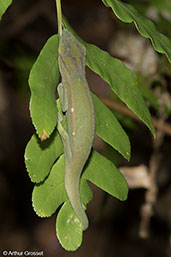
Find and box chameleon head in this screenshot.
[58,29,86,74]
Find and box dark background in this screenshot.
[0,0,171,256]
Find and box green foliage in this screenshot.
[32,149,127,250]
[29,35,60,139]
[105,0,171,39]
[2,0,171,252]
[83,150,128,201]
[26,1,171,251]
[85,43,155,135]
[32,154,67,217]
[101,0,171,63]
[0,0,12,20]
[56,201,83,251]
[56,179,92,251]
[126,0,171,14]
[24,130,63,183]
[63,17,155,136]
[92,93,130,160]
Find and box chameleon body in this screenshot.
[57,29,95,230]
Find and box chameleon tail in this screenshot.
[65,164,88,230]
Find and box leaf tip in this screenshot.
[125,151,131,161]
[40,129,48,141]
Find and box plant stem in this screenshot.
[56,0,62,36]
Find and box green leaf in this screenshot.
[32,153,92,218]
[92,93,130,160]
[32,155,67,217]
[62,17,155,136]
[80,178,93,206]
[56,177,92,251]
[56,201,83,251]
[84,150,128,201]
[0,0,12,20]
[103,142,121,166]
[29,35,60,139]
[32,149,126,250]
[101,0,171,63]
[85,43,155,136]
[24,130,63,183]
[56,176,92,251]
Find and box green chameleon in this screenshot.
[57,29,95,230]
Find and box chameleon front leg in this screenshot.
[57,112,72,162]
[57,82,68,113]
[57,83,72,161]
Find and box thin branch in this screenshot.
[99,97,171,136]
[56,0,62,36]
